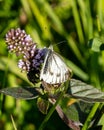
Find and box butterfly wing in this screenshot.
[40,48,71,84]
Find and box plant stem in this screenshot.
[82,103,100,130]
[38,81,69,130]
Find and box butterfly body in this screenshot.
[40,45,72,85]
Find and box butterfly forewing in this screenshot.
[40,46,72,84]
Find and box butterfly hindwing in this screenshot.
[40,46,71,84]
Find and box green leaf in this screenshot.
[68,79,104,102]
[55,104,81,130]
[58,97,93,125]
[88,37,104,52]
[0,87,40,99]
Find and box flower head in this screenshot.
[5,28,36,59]
[5,28,47,84]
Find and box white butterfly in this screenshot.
[40,45,72,84]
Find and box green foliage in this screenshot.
[1,0,104,130]
[88,37,104,52]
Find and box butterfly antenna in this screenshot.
[53,40,67,47]
[49,40,66,49]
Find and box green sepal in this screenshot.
[37,97,49,114]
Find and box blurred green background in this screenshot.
[0,0,104,130]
